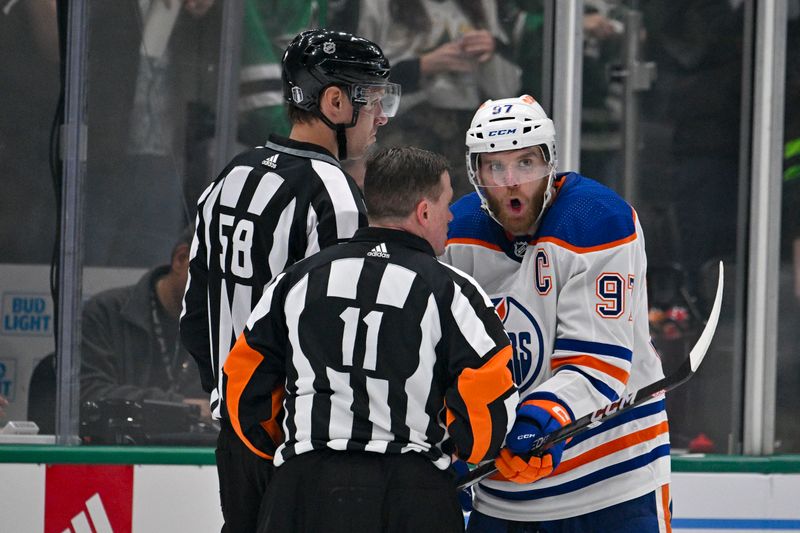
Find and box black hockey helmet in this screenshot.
[282,29,396,114]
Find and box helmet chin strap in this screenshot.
[531,169,557,231]
[316,106,361,161]
[335,125,348,160]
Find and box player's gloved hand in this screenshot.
[449,459,474,512]
[505,399,571,454]
[497,399,572,484]
[494,447,555,484]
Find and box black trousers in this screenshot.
[216,420,275,533]
[258,450,465,533]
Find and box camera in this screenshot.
[80,398,218,446]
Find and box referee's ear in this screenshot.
[319,85,349,124]
[412,197,437,250]
[415,197,431,226]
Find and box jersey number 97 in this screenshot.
[595,273,627,318]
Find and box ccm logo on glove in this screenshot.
[494,399,573,484]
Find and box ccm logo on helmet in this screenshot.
[488,129,517,136]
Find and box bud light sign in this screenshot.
[2,293,53,336]
[0,359,16,400]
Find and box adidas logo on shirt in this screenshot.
[262,154,279,168]
[367,242,390,258]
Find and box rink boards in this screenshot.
[0,448,798,532]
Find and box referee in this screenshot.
[180,30,400,532]
[224,146,519,533]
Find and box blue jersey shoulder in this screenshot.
[539,173,635,248]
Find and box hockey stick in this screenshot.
[457,261,724,490]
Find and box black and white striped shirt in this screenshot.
[223,227,518,467]
[180,135,368,418]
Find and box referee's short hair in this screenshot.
[364,146,450,220]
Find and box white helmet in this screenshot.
[465,95,558,228]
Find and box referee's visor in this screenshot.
[352,82,401,118]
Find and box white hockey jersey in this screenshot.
[442,173,670,521]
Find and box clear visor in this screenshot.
[475,147,553,187]
[352,82,401,118]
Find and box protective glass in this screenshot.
[352,82,401,117]
[476,147,554,187]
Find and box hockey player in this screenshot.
[180,29,400,532]
[443,95,672,531]
[224,146,518,533]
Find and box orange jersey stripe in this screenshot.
[453,345,515,463]
[224,335,273,460]
[552,354,630,385]
[446,237,503,252]
[536,206,637,253]
[554,420,669,476]
[661,483,672,533]
[536,231,637,254]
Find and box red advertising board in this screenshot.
[45,464,133,533]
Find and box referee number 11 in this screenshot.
[340,307,384,371]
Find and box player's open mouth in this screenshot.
[509,198,523,212]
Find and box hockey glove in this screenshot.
[449,459,474,511]
[494,447,556,484]
[505,399,572,455]
[497,399,572,484]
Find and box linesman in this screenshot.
[180,29,400,532]
[223,146,519,533]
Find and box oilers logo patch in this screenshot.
[493,296,544,393]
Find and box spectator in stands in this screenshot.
[79,227,207,418]
[237,0,327,145]
[0,0,59,264]
[84,0,219,267]
[356,0,521,197]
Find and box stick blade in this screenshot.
[689,261,724,372]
